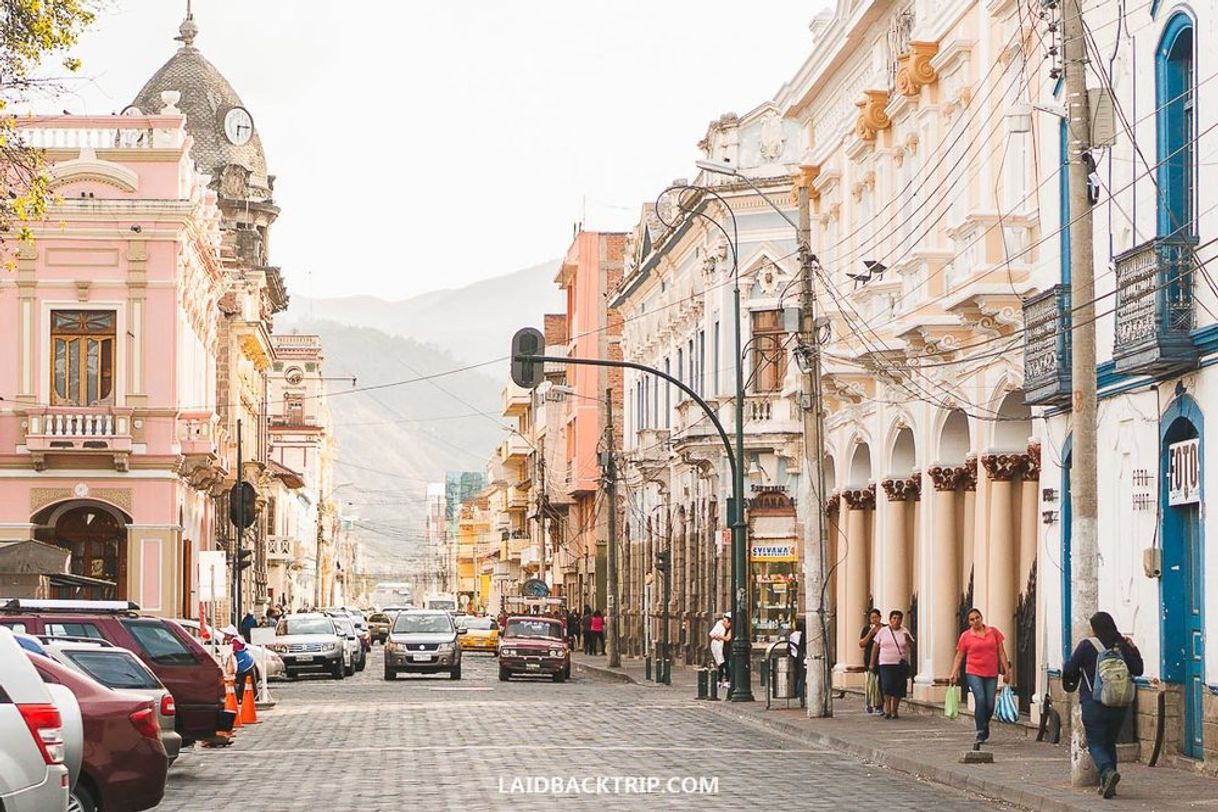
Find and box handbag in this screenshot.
[995,684,1019,723]
[943,685,961,720]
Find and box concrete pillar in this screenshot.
[825,494,840,670]
[1018,444,1041,598]
[837,484,875,685]
[927,465,965,682]
[879,476,917,614]
[961,456,978,602]
[982,453,1021,641]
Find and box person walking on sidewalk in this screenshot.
[1063,611,1143,799]
[566,609,581,650]
[709,612,732,688]
[859,608,883,714]
[789,618,807,699]
[581,606,594,655]
[590,609,605,655]
[870,610,914,719]
[949,608,1012,743]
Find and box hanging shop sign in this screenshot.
[1168,438,1201,506]
[749,542,798,562]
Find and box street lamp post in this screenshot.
[656,182,753,701]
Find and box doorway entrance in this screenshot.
[33,501,129,599]
[1160,398,1205,760]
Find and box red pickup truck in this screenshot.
[1,599,231,746]
[497,616,571,682]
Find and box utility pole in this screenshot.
[796,171,832,718]
[537,436,547,587]
[605,387,621,668]
[1064,0,1098,787]
[234,419,244,626]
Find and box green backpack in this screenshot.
[1085,638,1135,707]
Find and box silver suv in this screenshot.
[0,626,71,811]
[383,610,464,680]
[266,614,345,680]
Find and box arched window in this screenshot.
[1157,12,1196,238]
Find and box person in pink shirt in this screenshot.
[869,609,914,719]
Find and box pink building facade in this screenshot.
[0,114,228,616]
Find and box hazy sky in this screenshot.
[46,1,827,300]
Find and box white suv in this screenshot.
[0,626,70,811]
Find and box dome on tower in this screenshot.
[129,13,272,204]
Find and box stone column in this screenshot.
[880,476,918,615]
[928,465,964,682]
[837,484,875,684]
[1018,443,1040,599]
[825,494,840,671]
[961,456,978,608]
[982,453,1022,641]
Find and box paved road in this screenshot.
[155,647,1011,811]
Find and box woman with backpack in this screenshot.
[1062,611,1144,799]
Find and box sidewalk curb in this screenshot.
[574,660,637,684]
[702,702,1087,812]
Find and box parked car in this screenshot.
[0,599,230,746]
[0,627,71,812]
[329,615,364,674]
[29,653,168,812]
[366,613,391,644]
[497,616,571,682]
[455,615,500,654]
[264,613,345,680]
[172,619,286,680]
[383,610,464,680]
[40,639,182,765]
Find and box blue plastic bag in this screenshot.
[995,684,1019,723]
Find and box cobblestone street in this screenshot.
[155,648,1010,811]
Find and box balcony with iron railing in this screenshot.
[266,536,297,562]
[1113,236,1199,376]
[1021,284,1072,406]
[23,407,134,471]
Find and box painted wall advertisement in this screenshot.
[1167,438,1201,506]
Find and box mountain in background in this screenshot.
[277,260,563,573]
[279,319,506,571]
[286,259,563,365]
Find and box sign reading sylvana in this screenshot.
[1168,438,1201,506]
[749,543,797,561]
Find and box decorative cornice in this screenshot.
[981,452,1023,482]
[927,464,965,492]
[1022,442,1041,481]
[842,483,876,511]
[895,41,939,97]
[854,90,892,142]
[824,493,840,517]
[961,455,978,492]
[881,476,920,502]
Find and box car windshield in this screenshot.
[392,614,451,634]
[121,620,196,666]
[278,617,334,636]
[333,618,354,635]
[457,617,495,631]
[63,649,160,689]
[504,619,563,640]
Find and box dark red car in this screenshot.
[1,600,230,745]
[29,654,168,812]
[497,616,571,682]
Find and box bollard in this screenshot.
[696,668,709,699]
[709,673,719,700]
[644,655,652,682]
[759,658,769,691]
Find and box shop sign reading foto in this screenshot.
[1168,438,1201,506]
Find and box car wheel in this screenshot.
[332,661,345,680]
[344,661,355,676]
[285,670,297,681]
[552,671,566,683]
[69,781,98,812]
[450,666,461,680]
[383,668,395,681]
[498,667,509,682]
[562,665,571,680]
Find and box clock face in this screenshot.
[223,107,254,145]
[285,367,304,385]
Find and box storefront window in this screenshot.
[747,490,800,643]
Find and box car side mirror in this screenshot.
[457,628,468,635]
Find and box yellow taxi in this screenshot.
[455,615,500,653]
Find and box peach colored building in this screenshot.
[0,113,228,616]
[551,230,625,609]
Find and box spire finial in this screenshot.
[175,1,198,47]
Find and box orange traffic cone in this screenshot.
[239,674,259,725]
[225,675,242,729]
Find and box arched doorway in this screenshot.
[32,501,130,599]
[1159,394,1204,759]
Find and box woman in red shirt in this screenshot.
[949,608,1012,743]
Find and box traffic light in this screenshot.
[235,547,254,573]
[655,550,670,573]
[510,327,544,389]
[228,482,257,529]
